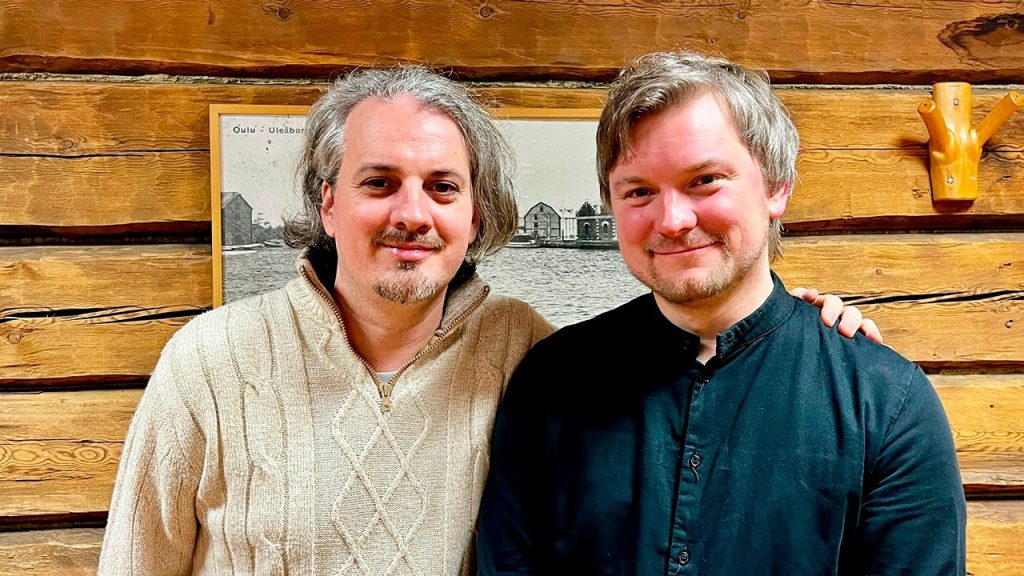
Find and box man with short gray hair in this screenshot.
[477,51,966,575]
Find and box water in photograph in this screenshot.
[478,248,647,327]
[223,246,647,327]
[223,247,302,303]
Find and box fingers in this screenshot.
[818,294,843,328]
[789,287,819,303]
[859,318,884,344]
[835,304,863,337]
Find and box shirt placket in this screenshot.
[668,364,711,575]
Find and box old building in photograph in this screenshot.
[576,214,616,241]
[522,201,561,239]
[221,192,254,246]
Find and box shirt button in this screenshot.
[678,548,690,566]
[697,375,710,385]
[689,453,702,468]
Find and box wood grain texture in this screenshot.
[933,375,1024,496]
[0,153,209,228]
[1,504,1022,575]
[1,245,211,308]
[0,528,104,576]
[776,234,1023,368]
[0,235,1020,384]
[968,500,1024,576]
[0,245,209,385]
[3,83,1022,230]
[0,376,1020,523]
[3,1,1024,82]
[0,82,324,156]
[0,390,140,522]
[776,234,1022,297]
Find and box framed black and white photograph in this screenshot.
[479,108,646,326]
[210,104,309,306]
[210,105,645,322]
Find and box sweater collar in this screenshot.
[295,248,490,335]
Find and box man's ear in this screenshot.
[320,182,336,238]
[767,181,792,219]
[470,208,481,243]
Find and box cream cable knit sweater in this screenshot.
[99,260,553,575]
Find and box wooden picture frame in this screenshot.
[209,104,640,324]
[210,104,310,307]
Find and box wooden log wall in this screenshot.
[1,2,1022,574]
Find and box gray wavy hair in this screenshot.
[596,51,799,260]
[285,66,518,264]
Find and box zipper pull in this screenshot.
[380,382,393,413]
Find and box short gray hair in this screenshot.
[285,66,518,264]
[596,51,798,260]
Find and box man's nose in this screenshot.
[390,182,432,233]
[656,190,697,236]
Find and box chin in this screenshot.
[372,270,444,304]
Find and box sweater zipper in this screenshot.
[300,266,489,413]
[383,284,490,411]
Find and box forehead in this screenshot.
[634,92,741,147]
[341,95,471,163]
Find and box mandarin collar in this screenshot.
[714,272,794,361]
[642,272,795,363]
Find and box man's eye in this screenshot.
[694,174,721,187]
[431,182,459,194]
[363,178,391,189]
[625,187,653,199]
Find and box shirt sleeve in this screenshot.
[98,343,203,576]
[476,347,549,575]
[856,367,967,575]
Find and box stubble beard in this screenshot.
[372,261,444,304]
[370,230,447,304]
[635,231,768,306]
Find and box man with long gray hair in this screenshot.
[100,66,552,575]
[477,51,966,575]
[100,63,875,575]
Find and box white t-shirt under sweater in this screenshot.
[98,258,553,575]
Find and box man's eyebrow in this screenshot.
[428,169,468,183]
[352,165,467,183]
[353,163,399,176]
[611,175,647,188]
[611,158,733,188]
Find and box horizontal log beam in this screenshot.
[3,503,1023,576]
[3,83,1023,232]
[2,375,1022,521]
[932,375,1024,497]
[0,528,105,576]
[6,84,1023,155]
[967,500,1024,576]
[1,235,1021,383]
[3,2,1024,83]
[0,153,209,229]
[0,245,209,386]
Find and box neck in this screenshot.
[653,262,775,364]
[334,287,448,373]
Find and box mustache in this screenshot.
[372,230,446,249]
[644,234,724,253]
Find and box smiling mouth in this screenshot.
[650,243,715,256]
[382,243,437,261]
[374,231,445,261]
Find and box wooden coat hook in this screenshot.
[918,83,1022,202]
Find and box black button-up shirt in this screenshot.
[477,276,966,575]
